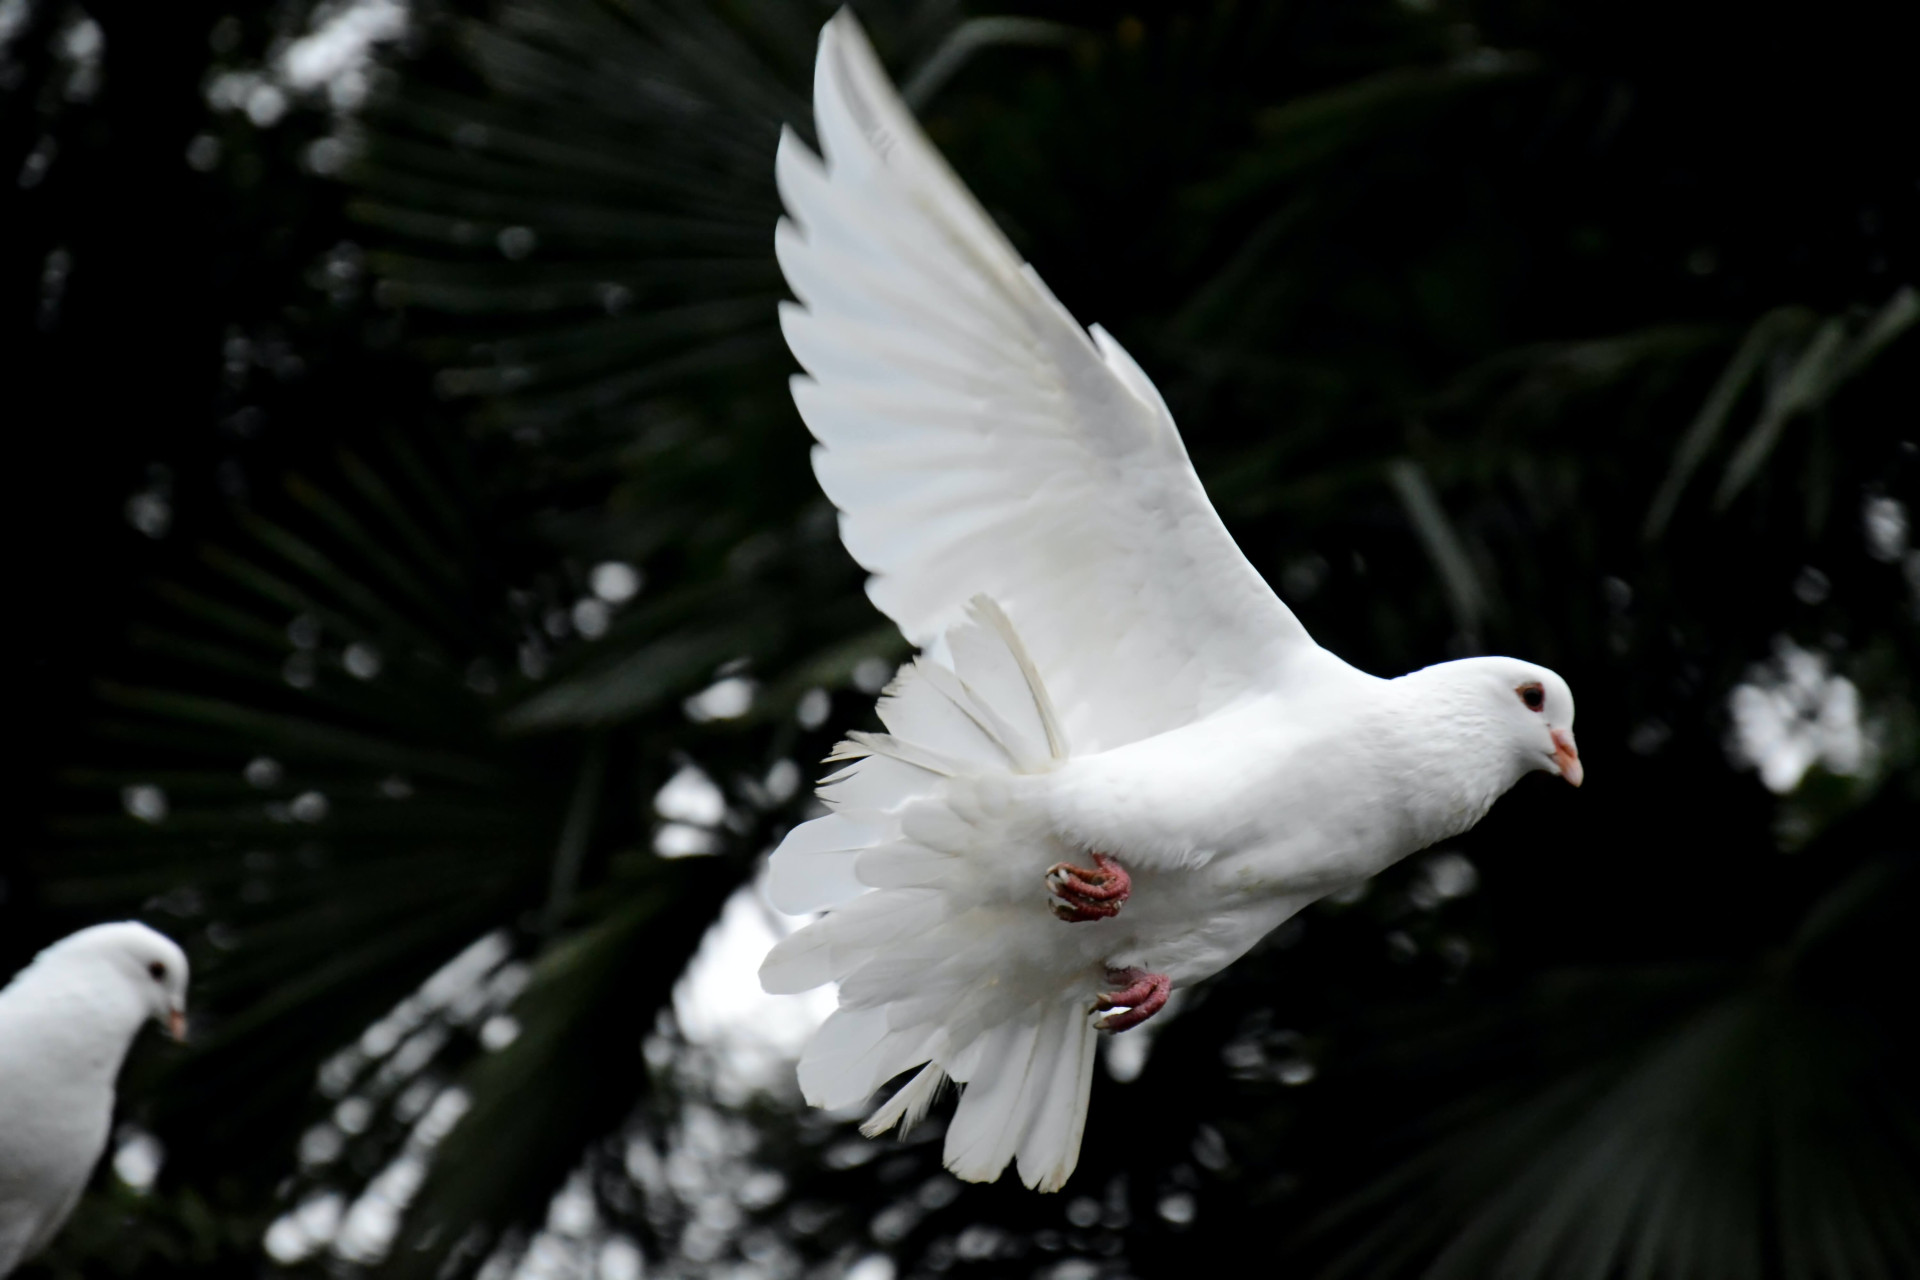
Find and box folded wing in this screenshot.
[778,13,1322,753]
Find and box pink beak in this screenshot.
[1551,727,1583,787]
[167,1008,189,1043]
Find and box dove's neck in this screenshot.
[0,954,151,1094]
[1385,663,1534,848]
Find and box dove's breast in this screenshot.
[1046,689,1417,882]
[0,1014,120,1273]
[1035,689,1434,983]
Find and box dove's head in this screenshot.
[48,922,191,1042]
[1465,657,1581,787]
[1406,656,1582,789]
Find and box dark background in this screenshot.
[6,1,1916,1277]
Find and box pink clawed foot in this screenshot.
[1045,851,1132,922]
[1096,967,1171,1032]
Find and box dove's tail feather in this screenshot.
[760,595,1102,1191]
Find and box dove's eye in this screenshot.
[1517,683,1545,712]
[148,961,167,981]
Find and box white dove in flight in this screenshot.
[0,922,190,1276]
[758,11,1582,1192]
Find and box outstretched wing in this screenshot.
[778,12,1325,753]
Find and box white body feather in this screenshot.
[0,924,189,1276]
[762,12,1577,1192]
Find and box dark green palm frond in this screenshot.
[376,852,740,1278]
[1280,856,1920,1280]
[1645,287,1920,538]
[338,0,935,732]
[349,0,878,434]
[43,435,570,1178]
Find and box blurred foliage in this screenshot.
[7,0,1917,1277]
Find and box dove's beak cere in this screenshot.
[1551,727,1583,787]
[167,1007,189,1043]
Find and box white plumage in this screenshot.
[761,11,1583,1192]
[0,922,189,1276]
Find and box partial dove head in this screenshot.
[49,922,191,1042]
[1439,656,1582,788]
